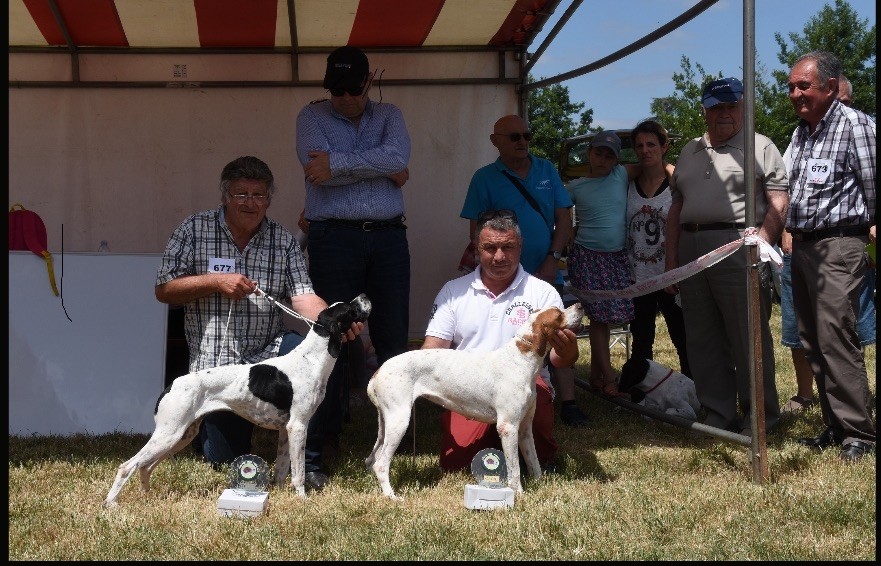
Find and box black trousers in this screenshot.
[629,289,691,377]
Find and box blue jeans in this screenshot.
[199,331,305,466]
[304,221,411,472]
[781,253,875,348]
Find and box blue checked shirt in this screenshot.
[786,99,876,231]
[296,99,411,221]
[156,206,313,372]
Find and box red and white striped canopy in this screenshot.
[9,0,555,50]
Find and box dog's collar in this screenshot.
[516,335,534,348]
[641,368,674,395]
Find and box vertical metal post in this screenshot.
[743,0,767,484]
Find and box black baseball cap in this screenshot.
[323,46,370,91]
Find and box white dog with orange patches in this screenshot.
[365,303,584,499]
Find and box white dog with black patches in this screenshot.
[103,295,371,507]
[365,303,584,500]
[618,357,700,420]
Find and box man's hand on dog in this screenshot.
[548,328,579,367]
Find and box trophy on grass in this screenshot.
[217,454,270,518]
[463,448,515,510]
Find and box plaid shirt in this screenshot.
[296,98,411,221]
[157,206,313,372]
[786,99,876,231]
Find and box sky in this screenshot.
[527,0,876,130]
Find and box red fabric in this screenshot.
[24,0,128,47]
[349,0,445,47]
[439,375,557,471]
[194,0,278,47]
[8,205,49,254]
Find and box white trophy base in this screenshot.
[217,489,269,518]
[463,484,515,510]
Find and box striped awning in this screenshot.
[9,0,557,50]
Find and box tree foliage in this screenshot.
[523,1,873,167]
[650,0,875,154]
[770,0,876,117]
[525,73,595,161]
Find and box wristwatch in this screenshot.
[548,250,562,261]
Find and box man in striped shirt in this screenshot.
[156,156,363,476]
[296,46,412,490]
[785,51,876,462]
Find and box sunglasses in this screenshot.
[495,131,533,142]
[329,85,365,97]
[477,209,518,223]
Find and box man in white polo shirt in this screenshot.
[422,209,580,471]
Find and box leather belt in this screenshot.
[788,225,868,242]
[681,222,746,232]
[315,216,406,232]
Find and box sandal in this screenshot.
[589,375,622,397]
[781,395,816,414]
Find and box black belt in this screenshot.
[788,225,868,242]
[681,222,746,232]
[316,216,406,231]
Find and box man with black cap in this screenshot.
[664,77,788,437]
[295,45,411,491]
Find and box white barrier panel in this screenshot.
[9,251,167,436]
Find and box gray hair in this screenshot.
[794,51,842,85]
[838,74,853,98]
[477,212,522,241]
[219,156,276,198]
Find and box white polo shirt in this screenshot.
[425,264,564,388]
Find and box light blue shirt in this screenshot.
[460,156,572,279]
[567,164,629,252]
[296,99,411,221]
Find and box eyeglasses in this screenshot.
[329,85,365,97]
[478,209,517,223]
[495,131,533,142]
[228,192,269,204]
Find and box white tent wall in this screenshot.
[8,50,519,340]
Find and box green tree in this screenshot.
[770,0,876,126]
[649,56,719,162]
[525,73,595,161]
[651,0,875,154]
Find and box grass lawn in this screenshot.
[8,303,876,560]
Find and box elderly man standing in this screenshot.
[665,77,788,436]
[785,51,876,462]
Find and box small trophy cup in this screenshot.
[217,454,270,518]
[463,448,515,510]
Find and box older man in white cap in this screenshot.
[664,77,789,436]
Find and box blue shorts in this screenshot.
[780,253,876,348]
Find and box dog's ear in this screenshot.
[619,357,649,391]
[628,388,646,404]
[534,308,564,356]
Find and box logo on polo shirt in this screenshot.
[505,301,534,326]
[428,303,438,320]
